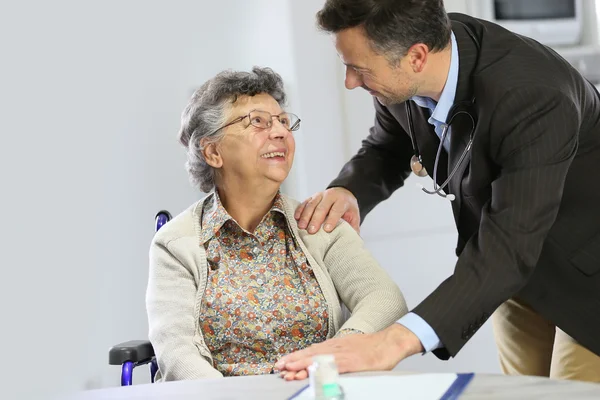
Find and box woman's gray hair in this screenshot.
[178,66,287,192]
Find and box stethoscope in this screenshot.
[406,21,481,202]
[406,100,476,201]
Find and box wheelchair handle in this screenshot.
[155,210,172,232]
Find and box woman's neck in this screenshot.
[217,182,280,233]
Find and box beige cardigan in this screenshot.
[146,194,408,381]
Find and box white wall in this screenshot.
[444,0,469,14]
[283,1,351,200]
[0,1,500,399]
[0,1,311,399]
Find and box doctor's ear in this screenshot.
[200,138,223,169]
[407,43,429,73]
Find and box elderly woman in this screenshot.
[146,66,407,382]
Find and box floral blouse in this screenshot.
[199,192,353,376]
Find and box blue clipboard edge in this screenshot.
[439,373,475,400]
[287,373,475,400]
[287,384,309,400]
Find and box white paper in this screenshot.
[290,373,459,399]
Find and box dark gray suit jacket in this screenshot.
[329,13,600,359]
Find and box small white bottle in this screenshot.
[308,355,345,400]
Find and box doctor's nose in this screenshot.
[345,68,362,90]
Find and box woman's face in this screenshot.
[206,93,297,188]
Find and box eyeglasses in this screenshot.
[211,109,301,135]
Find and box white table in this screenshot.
[66,371,600,399]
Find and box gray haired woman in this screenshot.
[145,66,408,381]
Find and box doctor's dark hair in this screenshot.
[317,0,451,63]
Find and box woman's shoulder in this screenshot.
[279,193,313,233]
[151,196,208,247]
[279,193,300,211]
[280,193,360,246]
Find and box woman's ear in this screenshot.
[201,138,223,168]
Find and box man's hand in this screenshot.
[295,187,360,234]
[274,324,424,380]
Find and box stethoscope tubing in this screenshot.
[406,103,476,200]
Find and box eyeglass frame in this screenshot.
[209,109,301,136]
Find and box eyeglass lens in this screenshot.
[248,110,300,131]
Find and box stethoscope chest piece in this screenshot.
[410,155,428,177]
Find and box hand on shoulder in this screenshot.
[294,187,360,234]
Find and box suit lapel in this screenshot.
[447,112,474,215]
[446,20,480,217]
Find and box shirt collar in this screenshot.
[199,190,286,244]
[410,31,459,125]
[199,191,231,244]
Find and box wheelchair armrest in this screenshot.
[109,340,155,365]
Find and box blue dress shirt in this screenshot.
[396,31,459,353]
[410,31,459,151]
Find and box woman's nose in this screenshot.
[269,119,290,139]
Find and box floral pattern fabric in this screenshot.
[199,192,330,376]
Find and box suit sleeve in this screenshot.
[328,98,414,222]
[412,87,579,359]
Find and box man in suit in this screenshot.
[275,0,600,382]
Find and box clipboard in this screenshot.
[287,372,474,400]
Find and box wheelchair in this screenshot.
[108,210,172,386]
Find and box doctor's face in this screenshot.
[335,26,418,106]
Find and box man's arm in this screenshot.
[328,98,414,221]
[397,313,442,352]
[413,87,579,359]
